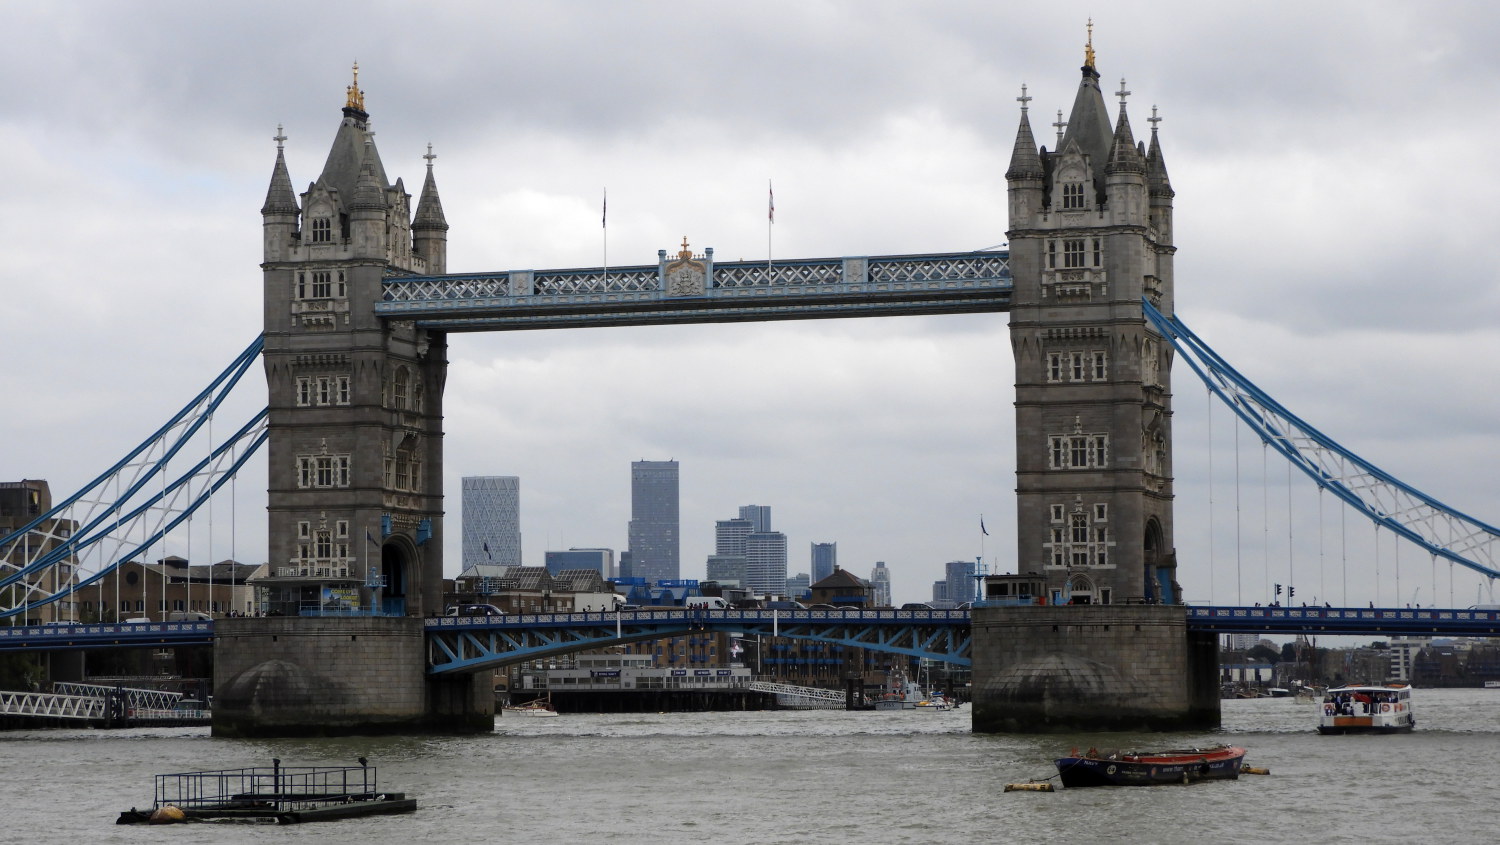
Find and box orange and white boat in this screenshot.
[1318,683,1414,734]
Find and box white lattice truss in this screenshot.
[53,682,183,711]
[0,338,269,618]
[0,690,106,721]
[746,680,844,702]
[1144,300,1500,581]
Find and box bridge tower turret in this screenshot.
[257,66,449,620]
[1006,34,1179,607]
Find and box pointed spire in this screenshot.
[262,124,299,215]
[350,137,388,210]
[1082,18,1099,79]
[1006,85,1044,180]
[413,143,449,230]
[1106,79,1145,174]
[344,61,367,119]
[1146,105,1174,197]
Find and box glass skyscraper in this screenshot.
[627,460,679,585]
[810,541,837,584]
[461,476,521,568]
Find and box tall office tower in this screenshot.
[810,542,837,584]
[944,559,977,604]
[461,476,521,568]
[745,530,788,596]
[738,504,771,533]
[627,460,679,585]
[869,561,892,608]
[715,518,753,556]
[543,548,614,578]
[786,572,810,599]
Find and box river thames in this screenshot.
[3,689,1496,844]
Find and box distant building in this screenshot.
[544,548,614,578]
[628,461,679,585]
[104,556,265,620]
[1226,632,1259,651]
[810,542,837,584]
[1389,637,1430,681]
[868,561,892,607]
[809,567,870,608]
[450,564,616,613]
[462,476,521,568]
[944,560,977,604]
[745,530,788,596]
[739,505,771,533]
[706,554,746,586]
[931,580,948,605]
[786,572,810,599]
[0,480,80,623]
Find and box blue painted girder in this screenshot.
[423,608,973,674]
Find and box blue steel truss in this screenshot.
[1144,301,1500,581]
[424,608,972,674]
[0,337,270,618]
[376,250,1011,330]
[9,606,1500,657]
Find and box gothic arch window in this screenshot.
[311,217,332,243]
[393,367,410,411]
[1062,182,1085,209]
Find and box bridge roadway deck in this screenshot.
[5,607,1498,665]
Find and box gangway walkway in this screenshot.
[53,682,185,711]
[747,679,846,709]
[0,689,107,722]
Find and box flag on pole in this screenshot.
[602,188,607,228]
[980,517,989,536]
[483,541,492,561]
[768,180,774,223]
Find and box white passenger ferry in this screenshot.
[1318,683,1415,734]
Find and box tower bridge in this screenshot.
[6,35,1499,736]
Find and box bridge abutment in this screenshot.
[970,605,1219,732]
[212,617,492,737]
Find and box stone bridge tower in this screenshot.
[258,67,450,619]
[1005,35,1179,606]
[971,38,1218,733]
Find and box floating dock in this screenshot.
[116,760,415,825]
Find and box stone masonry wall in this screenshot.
[970,604,1219,732]
[212,616,490,737]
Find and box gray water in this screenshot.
[3,690,1497,844]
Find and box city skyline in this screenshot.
[4,5,1499,611]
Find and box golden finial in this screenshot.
[1084,19,1096,69]
[345,61,365,111]
[678,237,693,260]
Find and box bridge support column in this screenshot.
[970,605,1219,732]
[212,617,492,737]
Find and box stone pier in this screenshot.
[212,617,492,737]
[970,605,1219,733]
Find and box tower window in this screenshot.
[311,218,332,243]
[311,272,332,299]
[1092,351,1108,380]
[1062,182,1085,209]
[1063,239,1086,269]
[1092,238,1102,266]
[1047,240,1056,270]
[1046,433,1109,469]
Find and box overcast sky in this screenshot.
[3,2,1498,609]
